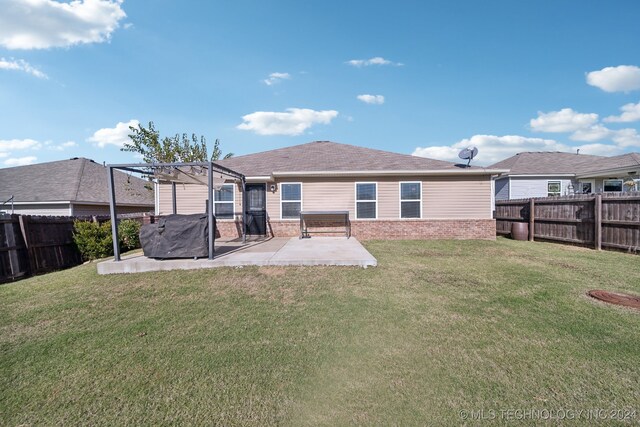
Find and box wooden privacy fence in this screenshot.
[0,215,83,283]
[0,213,153,283]
[495,193,640,252]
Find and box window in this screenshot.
[356,182,377,219]
[578,181,593,194]
[400,182,421,218]
[281,183,302,219]
[603,179,623,192]
[214,184,234,219]
[547,181,561,197]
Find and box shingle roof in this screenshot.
[579,152,640,173]
[0,158,154,206]
[217,140,488,176]
[489,151,640,175]
[489,151,606,174]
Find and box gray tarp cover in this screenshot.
[140,214,214,259]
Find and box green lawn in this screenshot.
[2,238,639,425]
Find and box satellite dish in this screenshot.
[458,147,479,167]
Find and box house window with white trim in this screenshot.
[603,179,623,192]
[356,182,377,219]
[281,183,302,219]
[547,181,561,197]
[214,184,234,219]
[400,182,421,218]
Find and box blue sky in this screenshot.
[1,0,640,168]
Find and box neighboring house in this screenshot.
[490,151,640,200]
[0,157,154,216]
[156,141,505,240]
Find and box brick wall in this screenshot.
[215,218,496,240]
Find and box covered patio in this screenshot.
[97,236,377,274]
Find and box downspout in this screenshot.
[242,177,247,244]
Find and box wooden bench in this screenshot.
[299,211,350,238]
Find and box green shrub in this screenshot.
[118,219,141,252]
[73,220,114,261]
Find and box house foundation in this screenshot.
[215,218,496,240]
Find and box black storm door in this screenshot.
[245,184,267,235]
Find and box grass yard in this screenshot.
[2,238,640,425]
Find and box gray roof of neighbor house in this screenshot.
[0,157,154,206]
[490,151,640,176]
[217,140,502,176]
[579,152,640,174]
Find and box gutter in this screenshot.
[267,169,509,178]
[496,173,576,178]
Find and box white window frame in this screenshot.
[280,182,302,220]
[547,180,562,197]
[355,182,378,220]
[214,183,235,220]
[399,181,422,219]
[603,179,623,192]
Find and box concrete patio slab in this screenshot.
[97,237,377,274]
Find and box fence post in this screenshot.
[529,198,535,241]
[594,194,602,250]
[18,215,34,275]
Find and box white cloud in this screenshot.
[612,128,640,148]
[0,152,8,158]
[586,65,640,93]
[0,0,127,50]
[237,108,338,136]
[572,143,623,156]
[0,57,47,78]
[87,119,139,148]
[0,138,41,151]
[413,135,569,165]
[357,94,385,105]
[263,72,290,86]
[45,140,77,151]
[4,156,37,166]
[604,101,640,123]
[569,124,613,142]
[530,108,598,133]
[346,57,403,67]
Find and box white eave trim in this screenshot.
[270,169,509,178]
[9,200,71,205]
[9,200,153,207]
[500,173,576,178]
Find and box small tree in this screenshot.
[121,121,233,163]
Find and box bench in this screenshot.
[299,211,350,239]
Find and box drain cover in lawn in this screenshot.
[588,290,640,310]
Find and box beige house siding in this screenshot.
[158,175,493,220]
[423,176,492,219]
[157,182,243,218]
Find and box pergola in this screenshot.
[106,161,246,262]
